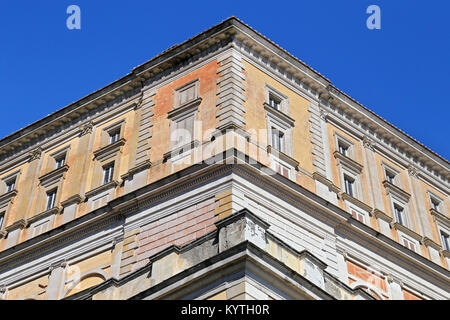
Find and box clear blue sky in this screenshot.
[1,1,449,160]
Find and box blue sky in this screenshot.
[0,1,449,160]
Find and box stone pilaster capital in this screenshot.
[408,165,419,178]
[79,121,93,137]
[363,135,376,151]
[28,147,43,162]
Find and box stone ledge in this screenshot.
[391,222,422,242]
[85,180,119,199]
[373,209,393,223]
[28,207,60,225]
[382,180,411,202]
[163,140,200,162]
[0,190,18,207]
[60,194,84,208]
[121,160,152,180]
[341,192,373,213]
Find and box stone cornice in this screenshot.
[422,237,441,251]
[84,180,119,199]
[382,180,411,203]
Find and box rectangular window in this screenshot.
[351,209,365,223]
[177,81,198,107]
[109,129,120,144]
[269,94,281,110]
[103,163,114,185]
[0,212,4,230]
[441,231,450,251]
[271,128,285,153]
[46,189,57,211]
[402,238,416,252]
[5,179,15,193]
[431,197,440,212]
[386,170,396,184]
[344,175,355,197]
[55,154,66,169]
[394,205,405,226]
[338,143,349,157]
[173,116,194,148]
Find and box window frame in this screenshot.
[265,85,289,115]
[102,162,115,185]
[174,79,199,108]
[45,188,57,211]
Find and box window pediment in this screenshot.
[38,164,69,188]
[85,180,119,200]
[93,138,126,161]
[333,151,363,174]
[382,180,410,203]
[0,189,18,208]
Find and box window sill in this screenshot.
[312,172,341,194]
[85,180,119,199]
[121,160,152,180]
[4,219,28,232]
[168,97,202,119]
[391,222,422,242]
[38,165,69,188]
[373,209,393,223]
[93,138,126,161]
[341,192,372,213]
[163,140,200,162]
[0,230,7,239]
[60,194,84,208]
[422,237,441,251]
[263,103,295,127]
[430,208,448,224]
[266,145,299,168]
[28,207,60,225]
[440,249,450,258]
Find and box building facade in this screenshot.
[0,17,448,300]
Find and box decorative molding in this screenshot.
[430,208,450,229]
[408,165,419,178]
[167,97,202,119]
[0,230,7,239]
[312,172,340,193]
[263,103,295,128]
[163,140,200,162]
[341,192,373,213]
[266,145,299,168]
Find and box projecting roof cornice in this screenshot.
[0,17,448,184]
